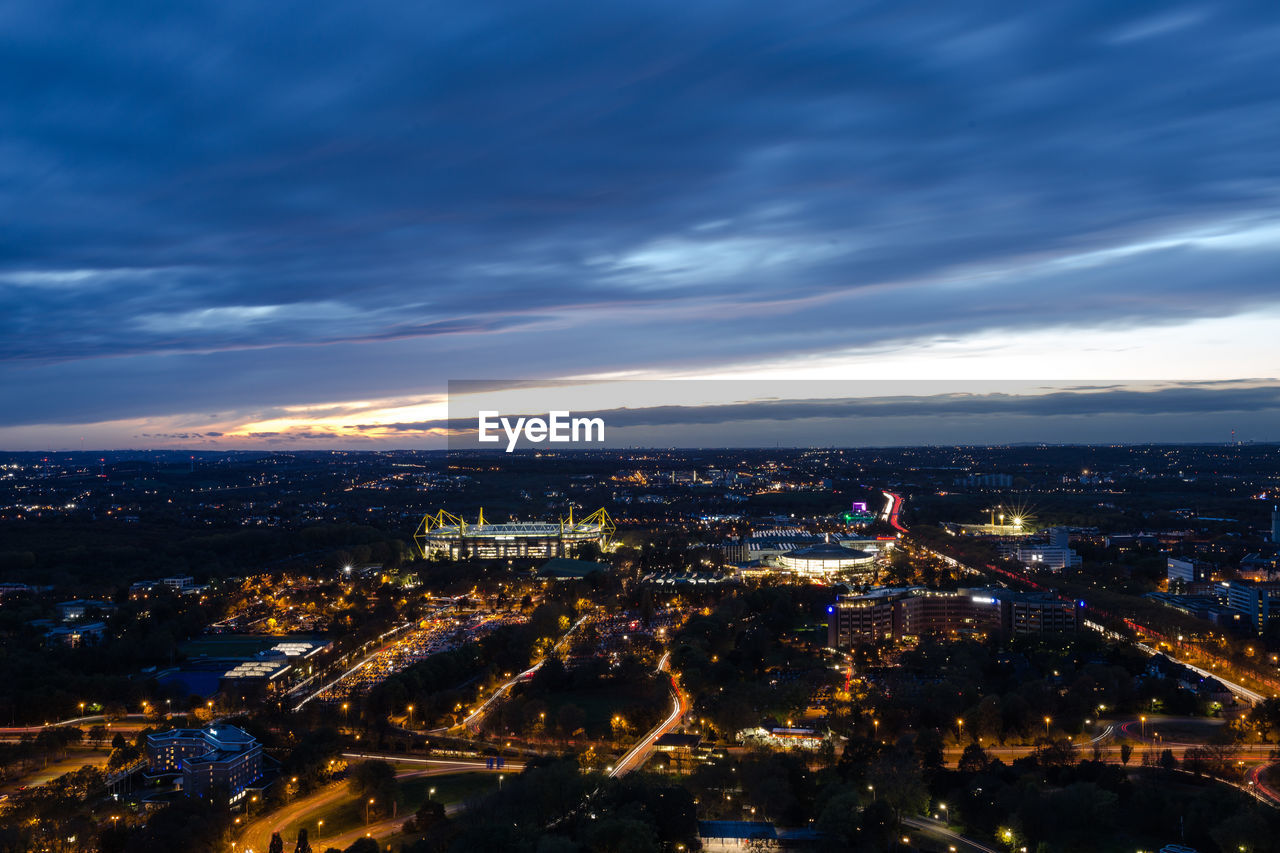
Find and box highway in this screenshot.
[609,652,688,777]
[881,490,908,534]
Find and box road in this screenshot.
[1135,642,1267,705]
[609,652,688,777]
[881,490,908,534]
[318,799,466,852]
[943,742,1278,762]
[459,614,589,733]
[903,816,1000,853]
[1246,761,1280,804]
[0,711,179,738]
[0,748,111,795]
[292,616,434,711]
[236,756,513,853]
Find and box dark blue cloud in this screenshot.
[2,0,1279,433]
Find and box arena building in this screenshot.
[414,507,615,560]
[776,541,877,579]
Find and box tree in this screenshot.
[294,828,312,853]
[1159,748,1177,771]
[958,742,989,774]
[88,725,109,748]
[269,833,284,853]
[584,816,659,853]
[556,703,586,738]
[405,798,446,833]
[914,728,944,772]
[1251,697,1280,742]
[815,788,861,851]
[974,695,1004,744]
[342,840,379,853]
[1120,743,1132,766]
[859,799,896,850]
[1036,738,1075,767]
[1210,810,1269,853]
[867,749,928,823]
[347,759,397,811]
[123,797,231,853]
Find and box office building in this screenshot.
[1224,579,1280,634]
[827,587,1080,648]
[146,725,263,800]
[1011,527,1081,571]
[1168,557,1215,585]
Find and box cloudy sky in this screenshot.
[3,1,1279,449]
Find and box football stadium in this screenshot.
[413,507,615,560]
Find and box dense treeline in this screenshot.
[0,520,407,587]
[935,748,1279,852]
[0,587,219,724]
[483,654,668,741]
[850,636,1215,748]
[670,583,837,736]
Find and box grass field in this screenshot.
[276,771,498,843]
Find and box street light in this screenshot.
[1044,716,1051,736]
[1141,715,1147,739]
[940,803,948,825]
[367,798,375,825]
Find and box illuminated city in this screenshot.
[4,2,1280,853]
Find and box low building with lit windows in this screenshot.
[146,725,263,800]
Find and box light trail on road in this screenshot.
[610,652,686,777]
[461,614,589,732]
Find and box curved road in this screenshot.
[235,757,515,853]
[610,652,688,777]
[881,490,908,534]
